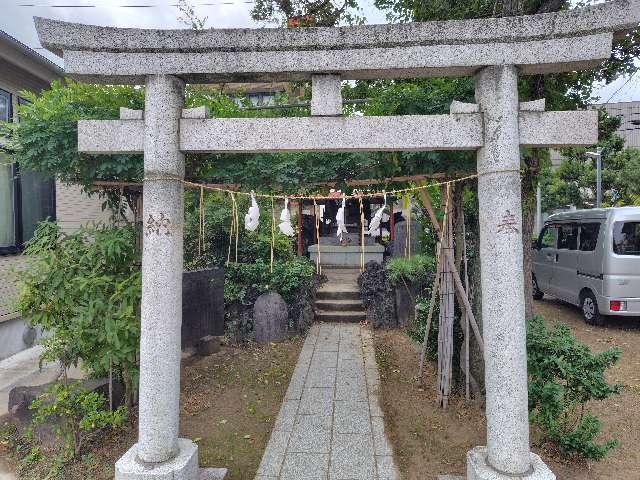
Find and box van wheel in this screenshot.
[532,276,544,300]
[581,291,603,326]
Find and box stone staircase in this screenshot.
[315,266,366,323]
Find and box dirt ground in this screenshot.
[0,337,303,480]
[375,298,640,480]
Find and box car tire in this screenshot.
[581,291,603,326]
[532,276,544,300]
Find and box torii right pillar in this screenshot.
[468,65,555,480]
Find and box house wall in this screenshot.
[0,32,112,360]
[55,182,113,232]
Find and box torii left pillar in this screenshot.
[115,75,225,480]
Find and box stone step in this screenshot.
[317,287,361,301]
[315,310,366,323]
[315,299,363,311]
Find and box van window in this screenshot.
[557,224,578,250]
[613,222,640,255]
[538,225,556,249]
[579,223,600,251]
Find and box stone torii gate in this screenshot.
[35,1,640,479]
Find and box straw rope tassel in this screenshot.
[358,195,365,272]
[313,199,321,275]
[226,191,236,265]
[270,197,276,273]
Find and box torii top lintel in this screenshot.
[35,0,640,84]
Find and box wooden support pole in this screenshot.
[418,182,484,353]
[389,202,395,241]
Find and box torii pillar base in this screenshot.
[467,447,554,480]
[115,439,227,480]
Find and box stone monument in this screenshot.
[253,292,288,343]
[34,2,640,478]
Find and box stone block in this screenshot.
[330,433,375,479]
[298,387,333,415]
[372,416,393,456]
[274,400,299,432]
[253,292,288,344]
[120,107,143,119]
[466,447,555,480]
[182,268,224,349]
[280,453,329,479]
[256,430,290,476]
[311,74,342,116]
[288,414,332,453]
[377,455,400,480]
[182,106,208,119]
[333,400,371,434]
[115,438,227,480]
[9,378,125,443]
[196,335,221,356]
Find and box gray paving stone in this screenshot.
[376,455,399,479]
[289,415,332,453]
[280,453,329,479]
[285,378,305,401]
[333,401,371,434]
[337,345,361,361]
[330,433,375,479]
[335,376,367,402]
[299,387,334,415]
[257,323,398,480]
[310,351,338,369]
[307,367,336,388]
[316,339,339,352]
[372,417,393,456]
[338,358,365,378]
[256,430,290,476]
[369,394,383,418]
[274,400,299,432]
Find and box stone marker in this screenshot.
[392,220,419,257]
[253,292,288,344]
[196,335,222,356]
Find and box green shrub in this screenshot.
[527,315,622,461]
[184,191,294,270]
[29,382,127,460]
[385,254,435,286]
[17,221,141,405]
[224,257,315,305]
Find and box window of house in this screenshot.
[557,223,578,250]
[0,90,56,254]
[538,225,557,249]
[0,89,11,121]
[579,223,601,251]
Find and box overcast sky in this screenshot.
[1,0,638,103]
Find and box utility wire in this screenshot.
[603,71,638,104]
[17,2,254,6]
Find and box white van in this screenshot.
[532,207,640,325]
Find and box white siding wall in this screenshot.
[55,182,113,233]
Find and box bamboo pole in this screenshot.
[416,188,449,383]
[462,208,471,401]
[419,182,484,353]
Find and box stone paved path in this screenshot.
[255,322,399,480]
